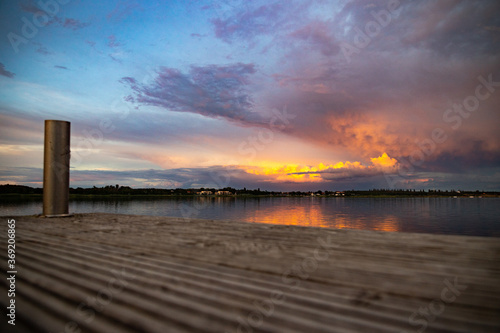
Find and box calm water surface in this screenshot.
[1,197,499,237]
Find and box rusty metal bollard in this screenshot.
[43,120,71,217]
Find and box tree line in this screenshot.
[0,184,496,197]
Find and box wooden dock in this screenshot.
[1,213,499,332]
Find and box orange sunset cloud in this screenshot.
[244,153,398,182]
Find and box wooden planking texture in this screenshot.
[0,213,499,333]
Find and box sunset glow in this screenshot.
[244,153,399,183]
[245,201,401,232]
[1,1,499,190]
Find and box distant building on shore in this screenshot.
[197,190,213,195]
[216,190,233,195]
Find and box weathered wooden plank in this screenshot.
[1,213,499,332]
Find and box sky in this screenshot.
[0,0,499,191]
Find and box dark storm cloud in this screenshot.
[396,1,500,56]
[212,2,286,43]
[291,2,499,162]
[67,166,259,189]
[288,21,341,56]
[0,63,15,78]
[121,63,263,124]
[290,168,384,182]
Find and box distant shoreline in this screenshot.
[1,193,499,199]
[2,184,498,198]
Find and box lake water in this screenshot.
[1,197,499,237]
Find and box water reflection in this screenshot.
[1,196,499,236]
[248,199,326,227]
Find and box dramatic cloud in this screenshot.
[0,166,258,189]
[396,1,500,57]
[122,63,261,124]
[289,21,340,56]
[242,0,500,176]
[245,153,399,182]
[212,2,285,43]
[0,63,15,78]
[2,0,499,190]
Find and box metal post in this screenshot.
[43,120,71,217]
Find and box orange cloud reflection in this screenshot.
[329,215,401,232]
[247,199,401,232]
